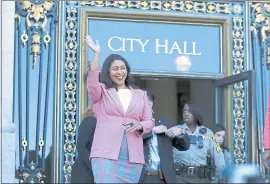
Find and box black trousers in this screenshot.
[140,175,166,184]
[175,173,210,183]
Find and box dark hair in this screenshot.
[144,89,155,102]
[213,124,226,134]
[100,54,133,89]
[183,102,203,126]
[213,124,229,151]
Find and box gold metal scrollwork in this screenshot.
[20,160,46,183]
[21,171,29,181]
[163,2,171,9]
[141,1,149,8]
[251,3,270,41]
[21,1,54,29]
[67,124,74,132]
[31,33,41,68]
[20,1,54,69]
[36,171,46,183]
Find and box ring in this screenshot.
[129,122,134,126]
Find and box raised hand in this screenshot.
[85,35,100,53]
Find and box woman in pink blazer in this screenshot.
[85,35,154,183]
[264,92,270,168]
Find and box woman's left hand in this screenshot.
[85,35,100,53]
[123,121,143,132]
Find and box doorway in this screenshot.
[134,76,214,130]
[133,70,256,164]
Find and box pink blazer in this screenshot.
[87,69,154,164]
[264,91,270,150]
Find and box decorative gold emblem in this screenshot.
[67,123,74,132]
[164,2,171,9]
[21,1,54,29]
[251,3,270,42]
[21,171,30,180]
[20,1,55,68]
[31,32,41,68]
[20,160,46,183]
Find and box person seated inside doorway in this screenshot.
[139,90,190,184]
[71,103,96,183]
[211,124,233,182]
[166,102,226,183]
[212,124,233,167]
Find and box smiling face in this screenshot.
[109,59,127,89]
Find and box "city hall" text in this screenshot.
[107,36,201,55]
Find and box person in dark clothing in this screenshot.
[139,90,190,184]
[71,104,96,183]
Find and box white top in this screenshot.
[117,89,132,113]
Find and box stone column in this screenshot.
[1,0,16,183]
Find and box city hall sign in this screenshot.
[83,10,226,77]
[107,36,202,56]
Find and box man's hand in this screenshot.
[264,149,270,168]
[153,125,167,134]
[165,127,183,138]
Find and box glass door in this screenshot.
[212,70,257,165]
